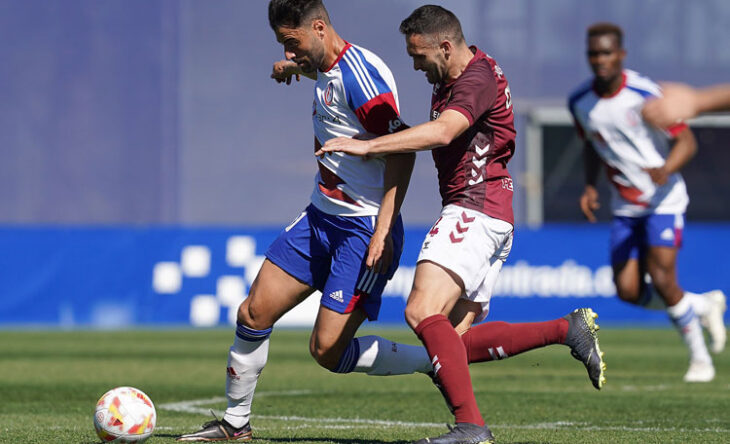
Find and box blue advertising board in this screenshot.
[0,224,727,328]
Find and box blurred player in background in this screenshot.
[643,82,730,128]
[319,5,605,443]
[568,22,726,383]
[177,0,429,440]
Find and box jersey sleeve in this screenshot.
[443,62,497,126]
[340,49,406,136]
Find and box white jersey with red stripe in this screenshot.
[311,42,405,217]
[568,69,689,217]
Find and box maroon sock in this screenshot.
[415,314,484,426]
[461,319,568,363]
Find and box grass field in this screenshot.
[1,327,728,444]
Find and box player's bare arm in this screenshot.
[580,142,602,223]
[369,153,415,273]
[645,127,697,185]
[315,109,469,157]
[642,82,730,128]
[271,59,316,84]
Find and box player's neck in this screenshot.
[594,73,624,97]
[445,45,474,83]
[320,32,347,72]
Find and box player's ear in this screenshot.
[440,40,452,58]
[312,19,326,38]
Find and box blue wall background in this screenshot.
[1,225,727,328]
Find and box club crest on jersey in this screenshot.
[323,81,334,106]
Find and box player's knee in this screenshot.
[236,300,271,331]
[404,303,427,330]
[308,337,339,371]
[647,267,675,293]
[614,279,640,304]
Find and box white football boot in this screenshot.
[699,290,727,354]
[683,360,715,383]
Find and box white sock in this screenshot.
[666,297,712,364]
[349,335,432,375]
[223,326,271,428]
[682,291,711,317]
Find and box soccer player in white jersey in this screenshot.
[568,22,726,383]
[176,0,432,440]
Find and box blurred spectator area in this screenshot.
[1,0,729,226]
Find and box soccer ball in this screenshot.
[93,386,156,443]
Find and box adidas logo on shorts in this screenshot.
[328,290,344,303]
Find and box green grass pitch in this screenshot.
[0,327,728,443]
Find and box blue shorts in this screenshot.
[610,213,684,264]
[266,204,404,321]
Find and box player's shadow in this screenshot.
[264,439,411,444]
[150,433,551,443]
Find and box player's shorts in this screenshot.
[417,204,513,323]
[610,213,684,264]
[266,204,403,321]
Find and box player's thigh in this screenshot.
[405,260,464,328]
[612,258,642,301]
[646,246,679,285]
[610,216,646,301]
[239,258,315,329]
[645,213,682,285]
[309,305,367,369]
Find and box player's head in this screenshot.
[268,0,331,74]
[399,5,466,84]
[586,22,625,86]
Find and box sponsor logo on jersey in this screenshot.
[502,177,514,191]
[431,109,440,121]
[388,118,403,133]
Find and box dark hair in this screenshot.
[587,22,623,48]
[268,0,330,30]
[399,5,464,44]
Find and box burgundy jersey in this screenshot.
[430,47,516,225]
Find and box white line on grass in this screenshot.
[159,394,730,434]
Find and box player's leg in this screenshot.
[645,214,714,382]
[407,206,510,443]
[450,249,605,389]
[311,302,431,376]
[224,260,315,428]
[407,260,484,426]
[609,216,647,305]
[176,259,315,442]
[178,207,325,442]
[312,214,432,376]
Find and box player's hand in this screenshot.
[645,166,669,185]
[271,60,301,85]
[642,82,698,128]
[580,185,600,223]
[366,231,394,274]
[315,136,372,158]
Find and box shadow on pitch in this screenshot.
[263,439,411,444]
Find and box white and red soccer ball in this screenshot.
[93,386,156,443]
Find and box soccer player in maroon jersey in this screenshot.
[318,5,605,443]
